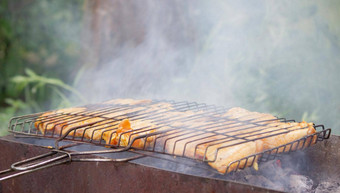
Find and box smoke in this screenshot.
[74,1,340,133]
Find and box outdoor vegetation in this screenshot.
[0,0,85,135]
[0,1,339,136]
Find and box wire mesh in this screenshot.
[8,99,331,173]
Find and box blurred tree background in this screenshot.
[0,1,340,136]
[0,0,85,135]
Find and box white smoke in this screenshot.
[75,0,340,134]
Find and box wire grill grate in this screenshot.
[8,99,331,174]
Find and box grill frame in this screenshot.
[6,99,332,174]
[0,136,288,193]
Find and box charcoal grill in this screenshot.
[0,99,334,192]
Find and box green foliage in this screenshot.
[0,0,85,135]
[11,68,85,106]
[0,99,29,136]
[11,68,85,109]
[0,68,85,135]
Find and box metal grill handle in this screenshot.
[0,147,145,181]
[11,151,71,171]
[0,151,70,181]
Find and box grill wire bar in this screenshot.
[2,99,332,181]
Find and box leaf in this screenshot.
[15,82,29,93]
[25,68,38,78]
[43,77,86,102]
[11,75,28,83]
[31,82,45,94]
[4,98,29,111]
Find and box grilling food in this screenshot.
[163,131,264,173]
[103,119,157,148]
[260,121,317,152]
[222,108,316,150]
[34,107,86,135]
[33,99,318,174]
[84,120,120,140]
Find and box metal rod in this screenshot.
[6,99,332,177]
